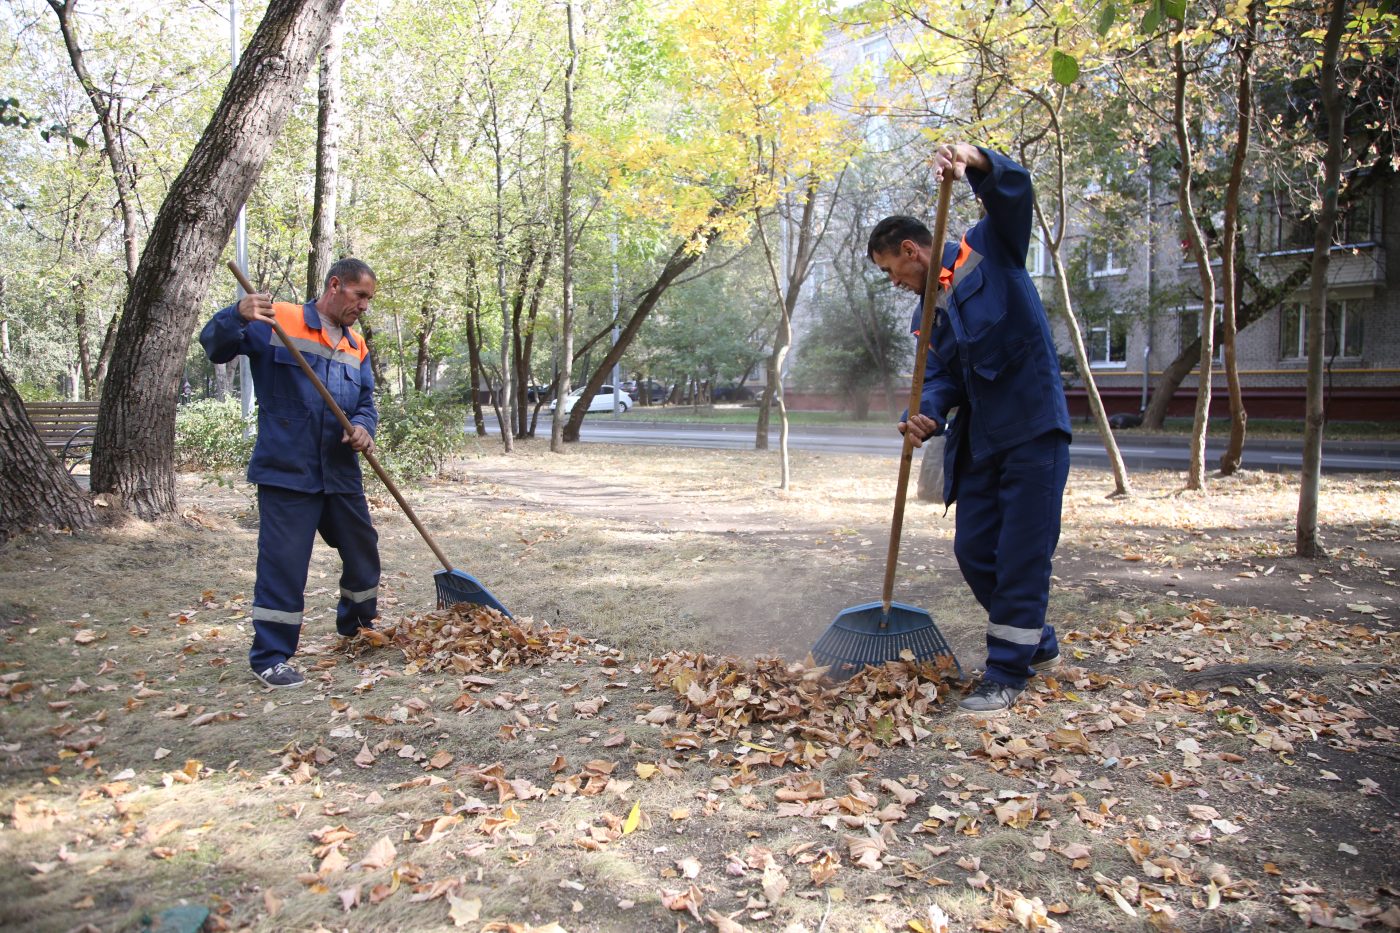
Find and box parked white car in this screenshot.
[550,385,633,414]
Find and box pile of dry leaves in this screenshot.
[357,603,601,675]
[647,652,959,764]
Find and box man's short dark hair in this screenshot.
[867,216,933,261]
[325,258,377,291]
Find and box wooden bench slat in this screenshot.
[21,402,99,471]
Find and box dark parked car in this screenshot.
[525,384,553,403]
[711,384,755,403]
[621,379,669,405]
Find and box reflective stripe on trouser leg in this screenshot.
[957,431,1069,689]
[316,491,380,636]
[250,485,325,671]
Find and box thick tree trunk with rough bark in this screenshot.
[90,0,345,519]
[0,363,96,539]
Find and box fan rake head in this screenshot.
[810,600,960,681]
[435,568,511,616]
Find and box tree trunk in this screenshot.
[562,224,723,442]
[465,303,488,437]
[752,176,829,479]
[91,315,119,390]
[414,310,434,393]
[1022,127,1131,497]
[553,0,577,454]
[0,275,8,363]
[391,310,409,398]
[0,362,96,539]
[306,10,343,298]
[488,90,514,453]
[509,242,550,439]
[1218,0,1259,476]
[522,242,554,439]
[360,320,387,389]
[48,0,140,287]
[72,278,94,400]
[1172,28,1219,492]
[1044,238,1130,496]
[1142,258,1311,428]
[89,0,345,519]
[212,362,233,401]
[1297,0,1347,558]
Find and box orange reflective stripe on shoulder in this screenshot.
[938,236,973,291]
[271,303,368,366]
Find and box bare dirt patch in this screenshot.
[1,442,1397,932]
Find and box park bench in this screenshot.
[23,400,99,473]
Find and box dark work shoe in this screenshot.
[253,662,305,689]
[958,681,1023,716]
[1030,649,1061,673]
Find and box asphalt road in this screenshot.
[516,414,1400,473]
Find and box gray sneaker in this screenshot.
[253,662,305,689]
[1030,649,1061,673]
[958,681,1022,715]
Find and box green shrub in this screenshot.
[374,395,470,481]
[175,399,254,470]
[174,394,467,480]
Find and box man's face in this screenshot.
[871,239,930,296]
[322,274,376,328]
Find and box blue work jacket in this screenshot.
[915,148,1072,504]
[200,301,378,494]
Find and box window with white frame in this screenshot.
[1279,299,1365,360]
[1026,231,1049,277]
[1088,242,1126,277]
[1178,306,1225,364]
[860,36,892,64]
[1087,312,1129,366]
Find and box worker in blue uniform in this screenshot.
[867,143,1072,716]
[200,258,381,689]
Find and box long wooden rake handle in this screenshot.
[881,176,956,614]
[226,260,457,574]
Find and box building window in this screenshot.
[1088,243,1126,277]
[1178,306,1225,364]
[1338,196,1377,245]
[1026,231,1049,277]
[1263,189,1379,253]
[860,36,892,65]
[1087,312,1129,366]
[1279,299,1365,360]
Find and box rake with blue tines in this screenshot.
[228,262,509,616]
[810,179,958,679]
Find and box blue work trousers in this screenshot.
[953,429,1070,689]
[249,485,380,671]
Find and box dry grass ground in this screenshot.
[1,440,1397,933]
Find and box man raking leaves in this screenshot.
[201,259,382,689]
[867,143,1073,716]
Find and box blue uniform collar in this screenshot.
[304,300,359,349]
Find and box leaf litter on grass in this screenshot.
[4,457,1399,932]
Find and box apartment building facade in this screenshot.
[1043,169,1398,423]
